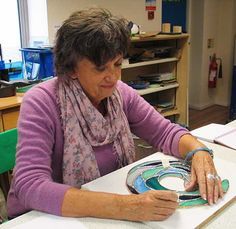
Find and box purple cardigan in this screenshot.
[7,78,188,218]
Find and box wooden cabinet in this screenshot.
[0,95,22,132]
[121,34,189,125]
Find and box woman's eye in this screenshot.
[95,66,106,72]
[95,61,122,72]
[115,63,122,67]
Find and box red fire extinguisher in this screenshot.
[208,53,218,88]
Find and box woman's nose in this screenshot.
[105,67,119,82]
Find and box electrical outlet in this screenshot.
[207,38,214,48]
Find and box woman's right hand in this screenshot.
[122,190,178,221]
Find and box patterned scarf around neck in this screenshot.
[57,78,135,187]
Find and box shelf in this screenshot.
[121,34,188,124]
[161,109,180,117]
[153,106,180,117]
[136,83,179,96]
[122,57,178,69]
[130,33,189,43]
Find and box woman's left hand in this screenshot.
[184,151,224,205]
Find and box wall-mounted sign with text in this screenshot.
[145,0,156,20]
[145,0,156,11]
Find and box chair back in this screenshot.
[0,128,18,174]
[0,127,17,213]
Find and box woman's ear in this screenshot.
[71,74,78,79]
[70,71,79,79]
[71,67,79,79]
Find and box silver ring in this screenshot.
[207,173,215,180]
[215,175,221,181]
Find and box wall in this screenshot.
[188,0,204,107]
[47,0,162,44]
[201,0,220,108]
[215,0,235,106]
[189,0,235,109]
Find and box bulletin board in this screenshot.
[229,39,236,120]
[162,0,187,32]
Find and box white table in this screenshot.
[2,122,236,229]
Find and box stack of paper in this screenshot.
[191,123,236,150]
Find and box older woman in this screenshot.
[7,8,223,221]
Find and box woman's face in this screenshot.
[74,55,123,107]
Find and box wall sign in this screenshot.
[145,0,156,20]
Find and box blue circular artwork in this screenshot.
[126,160,229,207]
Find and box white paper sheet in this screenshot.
[215,129,236,150]
[191,123,236,149]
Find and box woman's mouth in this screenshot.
[101,84,115,89]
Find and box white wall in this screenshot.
[188,0,204,107]
[214,0,235,106]
[189,0,235,109]
[201,0,220,108]
[46,0,162,44]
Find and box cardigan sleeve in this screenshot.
[11,86,70,216]
[117,80,189,158]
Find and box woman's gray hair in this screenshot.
[54,8,130,77]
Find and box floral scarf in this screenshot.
[57,78,135,187]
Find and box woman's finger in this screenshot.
[196,170,207,201]
[153,199,179,209]
[213,176,219,203]
[215,175,224,199]
[205,172,216,205]
[153,190,178,202]
[215,175,224,198]
[185,168,198,191]
[153,207,177,216]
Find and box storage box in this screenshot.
[0,61,5,70]
[0,85,16,98]
[20,48,54,80]
[0,61,23,81]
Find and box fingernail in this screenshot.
[184,181,190,187]
[202,194,207,200]
[209,199,213,205]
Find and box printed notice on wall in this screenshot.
[145,0,156,11]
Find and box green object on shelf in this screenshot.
[149,84,161,88]
[16,76,53,93]
[16,84,36,93]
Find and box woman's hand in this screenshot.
[184,151,224,205]
[123,190,178,221]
